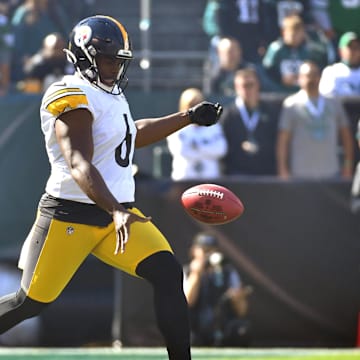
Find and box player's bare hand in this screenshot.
[112,209,151,255]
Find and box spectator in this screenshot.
[311,1,360,42]
[183,232,252,347]
[204,36,280,95]
[264,0,336,63]
[309,1,336,41]
[220,68,278,176]
[259,1,336,64]
[167,88,227,181]
[202,0,265,64]
[262,0,313,50]
[10,0,66,82]
[21,32,72,93]
[204,37,249,97]
[319,32,360,97]
[276,61,354,180]
[262,14,328,93]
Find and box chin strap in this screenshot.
[63,48,127,95]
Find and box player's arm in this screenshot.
[135,102,222,148]
[135,111,190,148]
[56,108,123,213]
[55,108,150,253]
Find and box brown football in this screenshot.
[181,183,244,225]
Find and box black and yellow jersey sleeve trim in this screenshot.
[43,87,89,116]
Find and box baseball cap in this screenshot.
[338,32,360,49]
[193,232,218,247]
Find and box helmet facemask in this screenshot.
[65,16,133,95]
[84,51,132,95]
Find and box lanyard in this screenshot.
[236,97,260,133]
[301,91,327,141]
[302,91,325,119]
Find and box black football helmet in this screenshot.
[65,15,133,94]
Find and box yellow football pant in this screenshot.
[20,207,173,303]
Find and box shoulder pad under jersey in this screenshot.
[42,80,89,117]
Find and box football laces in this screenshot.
[198,189,224,199]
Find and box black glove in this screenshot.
[187,101,223,126]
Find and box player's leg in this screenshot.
[0,288,46,335]
[0,213,107,334]
[136,251,191,360]
[92,207,191,360]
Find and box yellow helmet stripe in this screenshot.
[99,15,130,50]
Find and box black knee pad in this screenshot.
[136,251,184,290]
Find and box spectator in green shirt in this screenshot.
[262,14,328,93]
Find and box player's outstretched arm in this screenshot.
[135,101,222,148]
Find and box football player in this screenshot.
[0,15,222,360]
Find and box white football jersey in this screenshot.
[40,74,137,204]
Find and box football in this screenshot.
[181,183,244,225]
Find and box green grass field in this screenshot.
[0,348,359,360]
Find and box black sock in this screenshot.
[136,251,191,360]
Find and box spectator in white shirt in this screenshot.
[319,32,360,96]
[167,88,228,181]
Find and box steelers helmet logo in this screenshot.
[74,25,92,47]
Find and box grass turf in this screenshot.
[0,348,359,360]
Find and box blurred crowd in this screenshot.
[1,1,359,97]
[0,0,96,95]
[168,0,360,182]
[202,0,360,96]
[0,0,359,182]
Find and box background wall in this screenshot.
[0,94,359,348]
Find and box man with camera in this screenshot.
[183,232,252,347]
